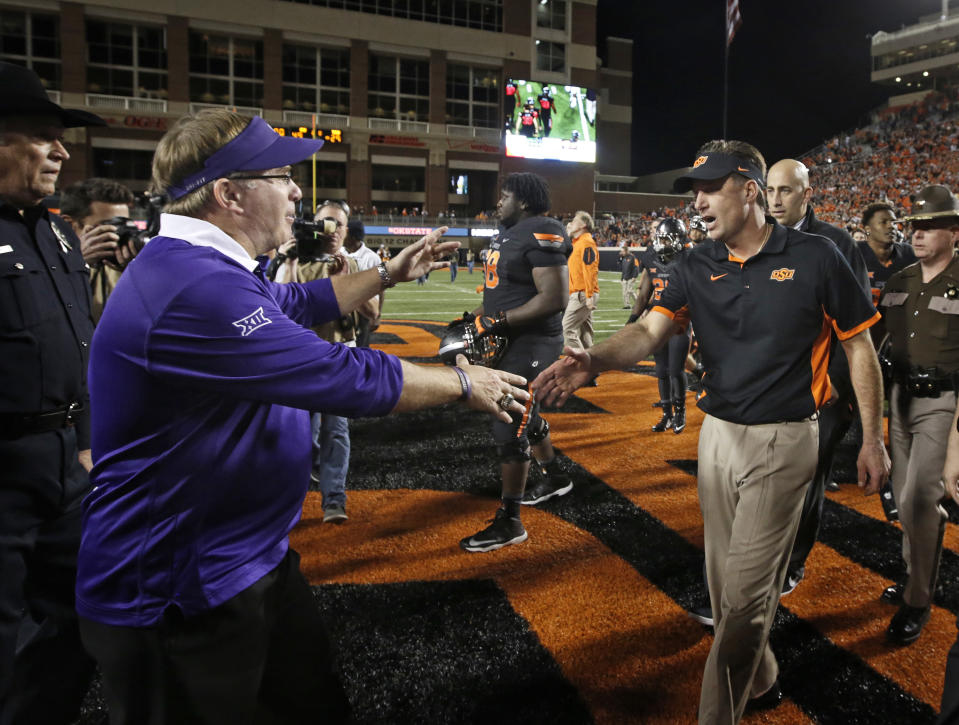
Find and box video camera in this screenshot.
[289,217,339,261]
[98,216,147,254]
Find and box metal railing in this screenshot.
[86,93,168,113]
[445,124,501,143]
[355,214,496,228]
[367,117,430,134]
[282,111,351,128]
[189,102,263,117]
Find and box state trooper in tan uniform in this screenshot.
[880,184,959,645]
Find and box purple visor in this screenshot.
[166,116,324,200]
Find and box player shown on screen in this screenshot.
[517,99,541,138]
[537,86,555,137]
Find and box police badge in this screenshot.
[50,221,73,254]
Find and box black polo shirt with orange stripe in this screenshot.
[653,219,880,425]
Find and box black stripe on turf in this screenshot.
[348,408,937,724]
[311,580,593,725]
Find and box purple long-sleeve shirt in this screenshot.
[77,215,403,626]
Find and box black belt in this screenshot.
[0,402,83,440]
[893,369,958,399]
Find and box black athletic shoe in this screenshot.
[781,565,804,595]
[825,480,840,492]
[652,405,673,432]
[460,508,528,553]
[672,406,686,434]
[522,475,573,505]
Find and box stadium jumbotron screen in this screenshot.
[504,79,597,163]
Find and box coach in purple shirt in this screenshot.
[76,109,528,725]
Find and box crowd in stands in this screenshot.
[593,85,959,247]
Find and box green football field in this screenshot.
[381,270,628,346]
[511,83,595,143]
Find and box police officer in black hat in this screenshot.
[880,184,959,646]
[0,61,105,723]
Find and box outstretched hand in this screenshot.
[530,347,593,407]
[857,438,891,496]
[456,354,529,423]
[387,227,458,283]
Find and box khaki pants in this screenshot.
[697,414,818,725]
[621,278,636,308]
[562,291,595,350]
[889,385,952,608]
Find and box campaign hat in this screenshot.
[0,62,106,128]
[901,185,959,221]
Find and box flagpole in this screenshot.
[723,31,729,139]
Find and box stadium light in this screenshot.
[895,77,901,82]
[923,71,929,77]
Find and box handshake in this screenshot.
[438,311,510,368]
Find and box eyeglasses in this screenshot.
[230,173,296,185]
[320,199,351,217]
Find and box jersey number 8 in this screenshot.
[485,250,500,289]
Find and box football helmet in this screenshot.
[689,215,707,234]
[438,319,508,368]
[651,218,687,263]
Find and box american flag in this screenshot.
[726,0,742,46]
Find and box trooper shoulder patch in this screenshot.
[232,306,272,336]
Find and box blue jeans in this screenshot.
[311,413,349,509]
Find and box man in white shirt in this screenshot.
[344,218,382,347]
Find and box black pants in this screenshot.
[788,389,855,570]
[80,549,351,725]
[653,330,691,404]
[0,427,95,725]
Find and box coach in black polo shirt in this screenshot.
[533,139,889,725]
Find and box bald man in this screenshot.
[767,158,871,587]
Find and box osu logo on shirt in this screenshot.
[770,268,796,282]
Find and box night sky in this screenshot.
[596,0,947,175]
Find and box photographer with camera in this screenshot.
[78,110,530,723]
[273,199,371,523]
[59,178,140,322]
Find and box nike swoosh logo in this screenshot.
[710,273,728,281]
[737,166,750,172]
